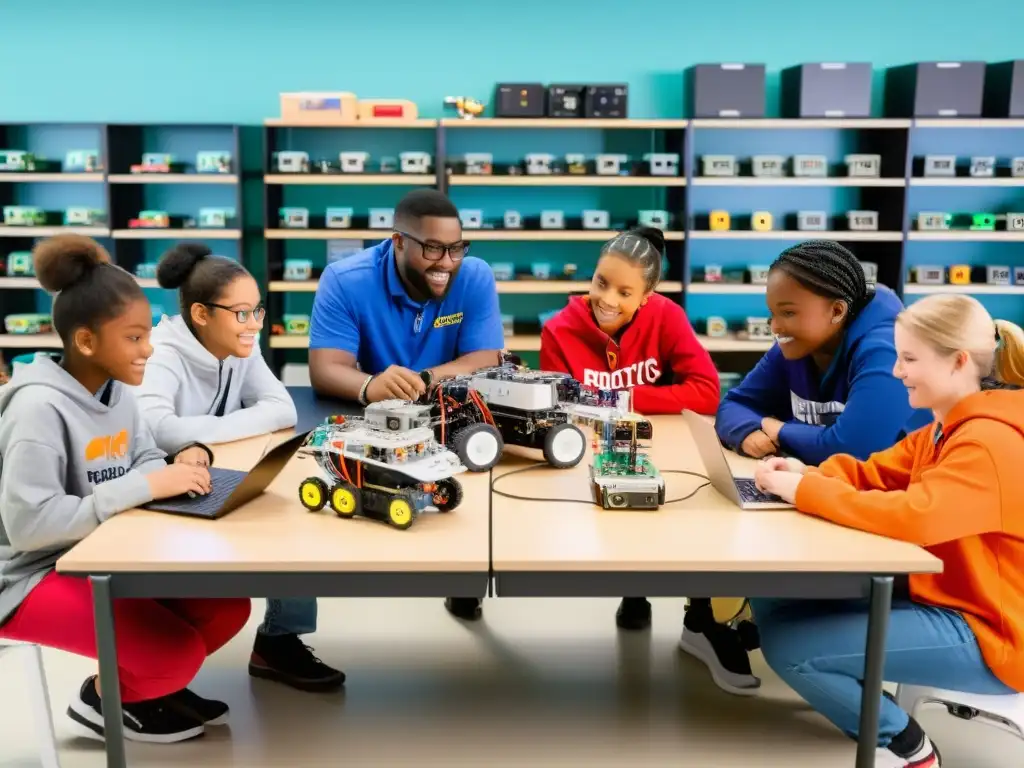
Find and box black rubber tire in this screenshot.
[298,477,328,512]
[433,478,463,512]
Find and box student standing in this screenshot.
[687,240,932,696]
[308,189,504,621]
[753,294,1024,768]
[540,226,720,632]
[137,243,344,692]
[0,235,251,743]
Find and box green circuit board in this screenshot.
[593,450,659,479]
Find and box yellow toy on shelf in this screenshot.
[709,210,731,231]
[444,96,486,119]
[752,211,773,231]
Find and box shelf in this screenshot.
[112,229,242,240]
[264,174,436,186]
[909,178,1024,187]
[107,174,239,185]
[265,228,684,242]
[269,336,312,349]
[687,284,767,295]
[0,173,104,183]
[0,226,110,238]
[0,334,62,349]
[505,335,541,351]
[904,284,1024,295]
[907,231,1024,242]
[913,119,1024,129]
[698,335,774,352]
[691,119,911,130]
[692,177,904,188]
[447,175,687,187]
[0,277,158,290]
[439,118,689,129]
[268,279,685,295]
[264,118,438,128]
[689,230,903,242]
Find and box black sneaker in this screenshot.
[444,597,482,621]
[679,605,760,696]
[249,633,346,692]
[165,687,230,726]
[615,597,652,630]
[67,677,205,744]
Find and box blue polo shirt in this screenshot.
[309,239,504,375]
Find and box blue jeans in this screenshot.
[751,597,1014,746]
[258,598,318,637]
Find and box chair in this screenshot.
[0,641,61,767]
[895,683,1024,742]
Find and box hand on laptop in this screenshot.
[753,461,803,504]
[148,463,212,500]
[174,445,210,468]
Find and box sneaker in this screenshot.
[165,687,230,726]
[615,597,652,630]
[249,633,346,692]
[444,597,482,621]
[679,624,760,696]
[875,735,940,767]
[67,677,205,744]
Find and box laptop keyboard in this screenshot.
[735,478,784,504]
[145,467,247,516]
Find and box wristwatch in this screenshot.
[358,374,374,406]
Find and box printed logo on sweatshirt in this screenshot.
[583,358,661,391]
[789,392,846,426]
[85,430,130,485]
[433,312,464,329]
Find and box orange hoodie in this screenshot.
[795,388,1024,692]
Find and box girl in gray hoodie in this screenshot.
[0,235,250,744]
[137,243,344,693]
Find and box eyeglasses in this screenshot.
[397,231,470,262]
[206,303,266,324]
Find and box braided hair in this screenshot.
[769,239,873,320]
[600,226,665,291]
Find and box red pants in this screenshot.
[0,572,251,703]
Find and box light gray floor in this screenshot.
[2,597,1021,767]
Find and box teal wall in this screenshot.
[3,0,1023,123]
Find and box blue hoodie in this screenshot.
[715,285,932,465]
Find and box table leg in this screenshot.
[91,575,127,768]
[855,576,893,768]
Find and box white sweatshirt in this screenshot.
[136,315,297,453]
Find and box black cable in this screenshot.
[490,464,711,506]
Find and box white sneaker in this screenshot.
[678,626,761,696]
[874,735,940,767]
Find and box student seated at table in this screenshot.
[690,241,932,697]
[308,189,504,621]
[539,225,720,632]
[135,243,343,693]
[0,235,251,744]
[752,293,1024,768]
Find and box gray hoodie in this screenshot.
[136,315,297,454]
[0,355,167,625]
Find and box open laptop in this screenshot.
[144,431,310,519]
[682,411,793,510]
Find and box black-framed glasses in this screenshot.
[397,231,470,262]
[206,303,266,324]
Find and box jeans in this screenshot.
[751,597,1014,746]
[259,598,318,637]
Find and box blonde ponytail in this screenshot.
[994,319,1024,387]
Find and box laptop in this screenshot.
[682,411,793,510]
[144,431,310,519]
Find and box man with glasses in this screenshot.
[309,189,503,621]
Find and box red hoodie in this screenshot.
[539,294,720,415]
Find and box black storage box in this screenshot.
[584,85,628,119]
[495,83,546,118]
[781,63,872,118]
[547,85,585,118]
[983,61,1024,118]
[686,64,766,118]
[885,62,985,118]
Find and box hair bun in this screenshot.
[33,235,111,293]
[632,226,665,254]
[156,243,213,289]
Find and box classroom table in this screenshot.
[490,414,942,768]
[57,421,491,768]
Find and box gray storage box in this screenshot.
[686,64,766,118]
[983,61,1024,118]
[781,63,872,118]
[885,62,985,117]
